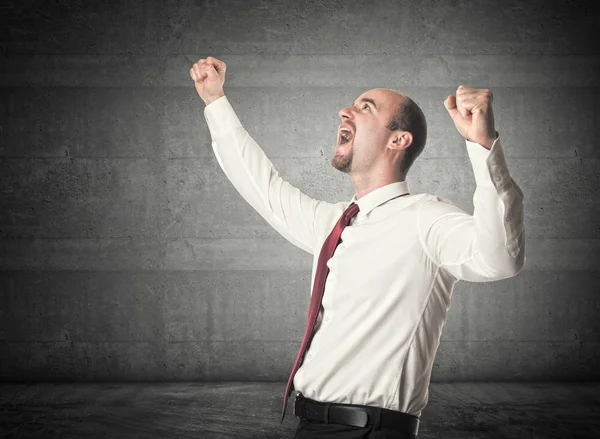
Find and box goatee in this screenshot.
[331,149,353,173]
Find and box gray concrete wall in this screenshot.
[1,0,599,381]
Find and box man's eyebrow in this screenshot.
[354,98,378,110]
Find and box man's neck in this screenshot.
[351,173,406,200]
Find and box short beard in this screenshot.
[331,148,353,173]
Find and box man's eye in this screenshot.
[363,104,370,111]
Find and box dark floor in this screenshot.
[0,382,599,438]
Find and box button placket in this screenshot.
[281,202,360,422]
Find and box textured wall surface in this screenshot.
[1,0,599,381]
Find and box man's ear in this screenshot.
[389,131,413,151]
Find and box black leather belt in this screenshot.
[293,393,419,436]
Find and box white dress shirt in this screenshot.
[203,95,526,418]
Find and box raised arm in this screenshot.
[190,57,330,255]
[418,86,526,281]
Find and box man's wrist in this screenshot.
[203,92,225,106]
[482,131,500,150]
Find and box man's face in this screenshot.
[332,88,404,174]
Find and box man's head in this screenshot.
[332,88,427,180]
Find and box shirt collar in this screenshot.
[349,180,410,216]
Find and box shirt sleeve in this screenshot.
[417,133,526,282]
[203,95,327,255]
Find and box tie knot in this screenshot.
[343,202,360,222]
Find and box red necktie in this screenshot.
[280,202,361,423]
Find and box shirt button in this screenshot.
[495,175,502,182]
[307,354,313,360]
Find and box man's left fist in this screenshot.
[444,85,497,149]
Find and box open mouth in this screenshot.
[338,129,354,145]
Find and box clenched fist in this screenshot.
[444,85,497,149]
[190,57,226,105]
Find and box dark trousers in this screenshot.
[293,417,416,439]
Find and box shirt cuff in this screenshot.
[203,95,243,137]
[466,132,511,189]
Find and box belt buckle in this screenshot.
[291,391,302,416]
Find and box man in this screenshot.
[190,57,525,439]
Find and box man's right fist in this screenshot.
[190,57,226,105]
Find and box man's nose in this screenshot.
[338,105,355,120]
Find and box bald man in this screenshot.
[190,57,525,439]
